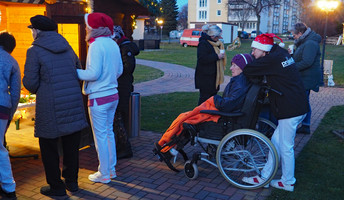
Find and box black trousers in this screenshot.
[198,88,218,105]
[39,131,81,189]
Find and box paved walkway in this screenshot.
[4,60,344,200]
[135,59,231,96]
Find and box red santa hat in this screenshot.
[251,33,285,52]
[85,12,114,34]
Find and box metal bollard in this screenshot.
[129,92,141,138]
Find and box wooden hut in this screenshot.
[0,0,149,147]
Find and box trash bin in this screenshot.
[129,92,141,138]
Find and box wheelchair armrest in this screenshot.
[200,110,244,117]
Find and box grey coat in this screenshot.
[293,29,322,92]
[23,31,88,139]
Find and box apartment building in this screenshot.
[189,0,302,34]
[266,0,301,34]
[188,0,228,28]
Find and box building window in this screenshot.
[217,10,221,16]
[199,0,208,7]
[218,0,222,3]
[199,10,207,20]
[192,31,200,36]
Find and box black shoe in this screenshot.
[64,182,78,192]
[0,188,16,199]
[296,125,311,134]
[40,186,66,196]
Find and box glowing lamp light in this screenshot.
[317,0,339,12]
[157,20,163,25]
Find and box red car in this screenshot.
[180,29,202,47]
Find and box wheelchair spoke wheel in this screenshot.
[256,118,276,138]
[216,129,278,190]
[184,160,199,180]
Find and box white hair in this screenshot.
[208,25,222,37]
[201,24,211,33]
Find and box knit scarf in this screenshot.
[207,40,227,88]
[86,27,112,44]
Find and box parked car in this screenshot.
[169,30,183,39]
[180,29,202,47]
[250,30,263,39]
[280,32,294,40]
[238,31,249,39]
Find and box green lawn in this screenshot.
[137,40,344,86]
[133,64,163,84]
[141,92,199,133]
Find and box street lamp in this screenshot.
[157,19,164,41]
[317,0,339,85]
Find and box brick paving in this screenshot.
[4,60,344,199]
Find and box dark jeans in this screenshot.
[39,131,81,189]
[301,90,311,126]
[198,88,218,106]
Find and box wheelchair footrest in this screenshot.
[153,142,180,172]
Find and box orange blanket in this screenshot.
[158,97,220,152]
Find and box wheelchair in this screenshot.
[154,84,279,190]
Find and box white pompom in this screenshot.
[279,42,285,48]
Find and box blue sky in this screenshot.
[177,0,188,9]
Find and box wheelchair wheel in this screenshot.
[216,129,278,190]
[256,118,276,138]
[184,160,199,180]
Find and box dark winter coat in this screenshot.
[214,73,251,112]
[23,31,88,139]
[293,29,322,91]
[195,35,219,92]
[243,45,309,119]
[117,38,140,112]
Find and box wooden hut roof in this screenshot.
[0,0,46,4]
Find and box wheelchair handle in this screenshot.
[269,88,283,96]
[261,76,283,96]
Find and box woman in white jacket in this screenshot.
[77,12,123,183]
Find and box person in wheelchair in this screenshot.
[242,33,308,192]
[154,53,253,171]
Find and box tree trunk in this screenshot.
[256,14,261,34]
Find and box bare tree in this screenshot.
[178,4,188,30]
[228,3,254,31]
[227,0,281,34]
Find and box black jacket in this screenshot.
[195,35,219,92]
[214,74,251,112]
[243,45,309,119]
[23,31,88,138]
[117,38,139,111]
[293,30,322,91]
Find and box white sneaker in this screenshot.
[242,175,269,188]
[110,171,117,179]
[88,172,111,183]
[270,179,294,192]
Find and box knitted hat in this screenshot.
[28,15,57,31]
[85,13,114,34]
[112,25,125,39]
[231,53,253,70]
[251,33,285,52]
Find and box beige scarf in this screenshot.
[207,40,227,88]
